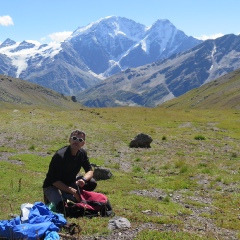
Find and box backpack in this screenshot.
[64,189,114,218]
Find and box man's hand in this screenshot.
[76,179,85,188]
[69,186,81,202]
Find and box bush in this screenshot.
[162,135,167,140]
[194,135,206,140]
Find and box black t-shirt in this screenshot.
[43,146,92,188]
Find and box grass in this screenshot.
[0,105,239,239]
[136,230,206,240]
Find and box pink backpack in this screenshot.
[65,189,113,218]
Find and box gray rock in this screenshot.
[108,216,131,230]
[129,133,153,148]
[93,167,113,180]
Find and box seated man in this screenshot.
[43,129,97,212]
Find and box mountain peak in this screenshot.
[0,38,16,49]
[70,16,146,42]
[150,19,175,30]
[10,40,36,53]
[153,19,172,25]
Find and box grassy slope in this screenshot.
[0,74,82,109]
[159,68,240,110]
[0,106,239,239]
[0,73,239,239]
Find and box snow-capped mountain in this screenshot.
[0,16,201,95]
[0,38,100,95]
[76,34,240,107]
[67,16,201,77]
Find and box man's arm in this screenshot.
[76,170,94,188]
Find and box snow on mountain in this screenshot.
[67,16,201,78]
[0,38,16,48]
[0,39,62,77]
[76,34,240,107]
[71,16,145,43]
[0,16,202,97]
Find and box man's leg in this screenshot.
[43,186,65,213]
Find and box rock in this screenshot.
[93,167,113,180]
[108,216,131,230]
[142,210,152,214]
[129,133,153,148]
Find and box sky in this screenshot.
[0,0,240,45]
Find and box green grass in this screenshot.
[0,106,239,238]
[136,230,207,240]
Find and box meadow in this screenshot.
[0,104,239,239]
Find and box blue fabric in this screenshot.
[12,222,58,239]
[44,230,60,240]
[0,202,67,239]
[28,202,66,227]
[0,217,21,239]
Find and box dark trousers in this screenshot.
[43,177,97,212]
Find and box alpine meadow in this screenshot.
[0,71,239,239]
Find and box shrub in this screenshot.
[194,135,206,140]
[28,145,35,150]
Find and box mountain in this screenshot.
[158,68,240,110]
[68,16,201,77]
[76,34,240,107]
[0,74,81,109]
[0,39,100,96]
[0,38,16,48]
[0,16,201,96]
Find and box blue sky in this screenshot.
[0,0,239,44]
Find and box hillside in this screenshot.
[0,74,82,109]
[1,66,240,111]
[77,34,240,107]
[159,68,240,110]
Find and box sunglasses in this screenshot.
[70,136,85,142]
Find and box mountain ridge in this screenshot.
[0,16,202,96]
[76,34,240,107]
[158,68,240,110]
[1,66,239,110]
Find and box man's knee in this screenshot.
[83,178,97,191]
[43,186,62,207]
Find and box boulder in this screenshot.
[129,133,153,148]
[108,216,131,230]
[93,166,113,180]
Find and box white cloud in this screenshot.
[196,33,224,40]
[0,15,14,26]
[40,31,72,45]
[48,31,72,43]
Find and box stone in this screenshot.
[129,133,153,148]
[93,166,113,180]
[108,216,131,230]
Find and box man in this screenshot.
[43,129,97,212]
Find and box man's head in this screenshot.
[69,129,86,140]
[69,129,86,152]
